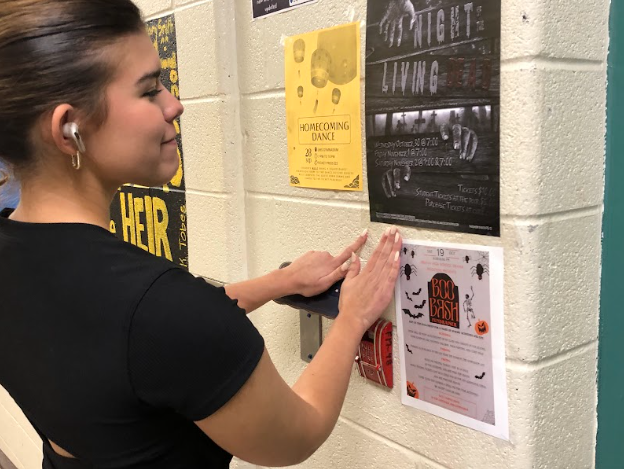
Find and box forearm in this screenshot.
[291,315,364,454]
[224,268,298,314]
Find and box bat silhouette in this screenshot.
[475,372,486,380]
[406,344,413,354]
[412,288,422,296]
[413,312,424,319]
[402,309,417,319]
[405,292,413,302]
[414,300,427,309]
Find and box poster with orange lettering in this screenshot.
[396,240,508,440]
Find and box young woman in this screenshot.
[0,1,402,467]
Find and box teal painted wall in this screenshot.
[596,2,624,467]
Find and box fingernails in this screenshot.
[390,226,397,235]
[383,228,390,237]
[361,228,368,237]
[394,251,399,261]
[341,260,350,272]
[395,232,400,243]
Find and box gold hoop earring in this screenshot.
[71,151,81,170]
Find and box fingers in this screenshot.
[376,230,401,278]
[345,253,361,279]
[388,21,396,47]
[452,124,462,150]
[366,227,397,273]
[333,230,368,266]
[397,17,404,47]
[380,9,390,35]
[383,16,391,42]
[366,228,390,272]
[401,164,411,182]
[467,130,478,162]
[440,123,450,141]
[460,126,470,160]
[393,168,402,190]
[382,232,402,278]
[382,170,395,198]
[408,4,417,30]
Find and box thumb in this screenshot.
[346,252,361,279]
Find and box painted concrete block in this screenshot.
[180,98,238,193]
[175,1,226,98]
[500,67,606,215]
[510,345,598,469]
[0,388,39,451]
[235,0,367,95]
[502,0,609,61]
[0,404,41,469]
[241,93,368,202]
[134,0,171,19]
[502,213,602,361]
[186,192,245,283]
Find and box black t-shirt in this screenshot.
[0,208,265,468]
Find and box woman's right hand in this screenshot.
[338,226,402,334]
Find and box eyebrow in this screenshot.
[136,69,161,86]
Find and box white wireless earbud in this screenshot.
[62,122,86,154]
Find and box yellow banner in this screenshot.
[285,23,363,191]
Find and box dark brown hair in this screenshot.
[0,0,144,182]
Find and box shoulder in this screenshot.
[128,269,265,420]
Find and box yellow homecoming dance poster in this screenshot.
[285,23,362,191]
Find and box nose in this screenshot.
[163,88,184,122]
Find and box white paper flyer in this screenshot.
[396,240,508,440]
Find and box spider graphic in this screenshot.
[471,263,489,280]
[400,264,417,280]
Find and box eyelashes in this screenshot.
[144,88,163,99]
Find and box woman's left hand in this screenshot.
[285,230,368,297]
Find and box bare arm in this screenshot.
[223,268,297,314]
[196,228,402,466]
[224,232,368,314]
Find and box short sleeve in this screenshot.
[128,268,265,421]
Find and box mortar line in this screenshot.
[246,191,368,210]
[506,340,597,373]
[501,205,603,224]
[337,415,452,469]
[228,1,251,281]
[242,89,285,100]
[172,0,212,14]
[143,11,173,22]
[185,188,231,199]
[144,0,213,23]
[181,95,228,105]
[0,398,40,449]
[0,434,21,469]
[501,56,605,72]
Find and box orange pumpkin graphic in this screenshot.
[407,381,419,399]
[475,320,489,336]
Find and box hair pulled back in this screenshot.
[0,0,144,180]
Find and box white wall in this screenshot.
[0,1,609,468]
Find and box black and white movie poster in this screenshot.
[365,0,501,236]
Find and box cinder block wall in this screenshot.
[0,1,609,468]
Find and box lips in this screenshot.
[162,136,177,145]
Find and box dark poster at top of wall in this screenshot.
[365,0,501,237]
[252,0,317,20]
[109,14,189,269]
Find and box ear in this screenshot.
[49,104,81,156]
